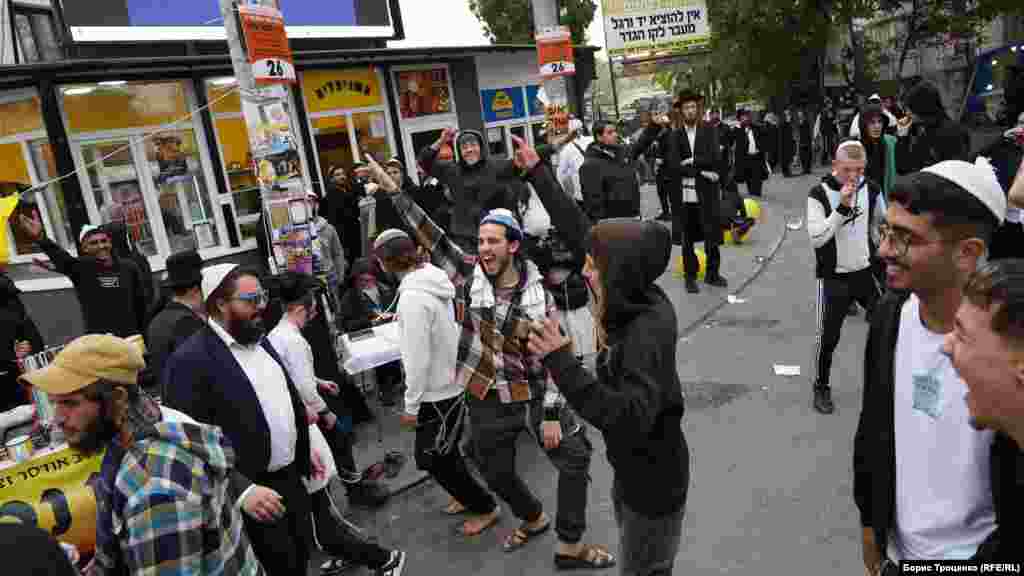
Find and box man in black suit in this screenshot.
[733,109,768,198]
[163,263,318,576]
[636,89,726,293]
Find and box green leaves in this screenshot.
[468,0,598,45]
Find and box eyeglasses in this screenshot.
[232,289,268,307]
[878,223,945,258]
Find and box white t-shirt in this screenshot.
[682,125,698,204]
[888,294,996,561]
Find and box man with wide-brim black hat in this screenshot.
[634,88,727,293]
[145,249,206,398]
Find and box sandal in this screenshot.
[554,544,616,571]
[502,516,551,552]
[383,451,406,479]
[456,506,501,537]
[442,499,467,515]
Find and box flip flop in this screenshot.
[503,517,551,552]
[554,544,616,571]
[455,506,501,537]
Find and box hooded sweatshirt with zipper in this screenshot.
[418,129,521,241]
[808,174,884,278]
[541,220,689,518]
[397,263,461,416]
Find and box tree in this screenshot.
[468,0,597,45]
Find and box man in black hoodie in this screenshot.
[418,128,521,253]
[854,159,1017,573]
[896,81,971,174]
[18,213,147,339]
[579,120,642,222]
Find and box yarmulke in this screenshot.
[921,158,1007,225]
[480,208,523,241]
[373,228,410,252]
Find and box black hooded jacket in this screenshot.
[539,205,689,517]
[418,129,520,240]
[897,82,971,174]
[0,274,43,412]
[579,141,642,221]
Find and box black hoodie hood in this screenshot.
[905,82,948,123]
[454,129,489,169]
[0,273,19,303]
[587,219,672,332]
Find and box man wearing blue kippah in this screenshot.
[367,143,615,569]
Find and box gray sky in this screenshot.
[390,0,607,53]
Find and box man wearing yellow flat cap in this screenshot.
[20,334,264,575]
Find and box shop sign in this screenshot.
[481,88,526,123]
[536,27,575,79]
[238,3,296,85]
[526,85,544,118]
[601,0,711,58]
[0,444,105,553]
[302,69,384,113]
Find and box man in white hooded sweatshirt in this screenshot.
[373,229,502,538]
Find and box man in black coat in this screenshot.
[579,120,643,222]
[635,89,726,293]
[733,109,770,197]
[145,249,206,399]
[0,270,43,412]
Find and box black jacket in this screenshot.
[579,142,642,221]
[854,291,1024,561]
[542,217,688,518]
[37,238,147,338]
[0,274,43,412]
[145,301,205,398]
[418,130,520,240]
[339,285,396,333]
[897,83,971,174]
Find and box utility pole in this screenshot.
[530,0,576,136]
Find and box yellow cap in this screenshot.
[19,334,145,395]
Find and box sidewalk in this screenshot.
[332,176,802,513]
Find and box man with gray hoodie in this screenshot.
[373,228,501,538]
[307,190,346,305]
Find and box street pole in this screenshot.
[530,0,576,136]
[608,58,622,121]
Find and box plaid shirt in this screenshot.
[90,421,263,576]
[390,191,563,408]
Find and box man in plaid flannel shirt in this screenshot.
[20,334,264,575]
[369,137,614,569]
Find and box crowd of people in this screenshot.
[1,76,1023,576]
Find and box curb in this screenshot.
[679,200,790,339]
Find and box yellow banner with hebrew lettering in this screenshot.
[302,68,383,114]
[0,445,105,553]
[0,194,20,265]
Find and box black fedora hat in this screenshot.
[163,250,203,289]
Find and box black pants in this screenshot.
[656,176,671,216]
[681,203,720,281]
[311,488,391,568]
[813,268,880,388]
[415,395,497,515]
[320,420,360,483]
[739,156,764,197]
[469,392,592,543]
[820,132,837,165]
[800,146,813,173]
[243,463,313,576]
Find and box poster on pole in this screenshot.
[601,0,711,58]
[536,26,575,79]
[238,3,296,85]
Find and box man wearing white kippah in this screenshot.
[854,158,1015,574]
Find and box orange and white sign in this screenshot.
[536,27,575,79]
[238,4,296,85]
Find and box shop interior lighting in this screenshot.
[63,86,95,96]
[992,59,998,65]
[986,84,994,91]
[99,80,127,86]
[211,77,237,86]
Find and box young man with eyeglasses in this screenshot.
[854,159,1011,574]
[807,140,885,414]
[163,263,322,576]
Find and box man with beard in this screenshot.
[636,89,727,294]
[942,259,1024,562]
[163,264,316,576]
[854,159,1010,573]
[419,128,520,253]
[579,120,643,222]
[368,146,614,569]
[18,214,147,338]
[20,334,264,575]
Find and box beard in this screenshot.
[70,404,116,456]
[484,254,513,281]
[228,315,265,346]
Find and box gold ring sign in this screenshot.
[0,344,105,554]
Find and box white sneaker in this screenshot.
[376,550,405,576]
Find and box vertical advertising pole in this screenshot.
[531,0,576,139]
[220,0,309,275]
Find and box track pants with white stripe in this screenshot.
[812,268,880,389]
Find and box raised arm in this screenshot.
[418,128,460,187]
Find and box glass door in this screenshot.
[79,139,159,256]
[143,129,220,252]
[28,141,73,251]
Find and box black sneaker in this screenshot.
[705,275,728,288]
[686,279,700,294]
[321,557,357,575]
[376,550,406,576]
[657,212,671,221]
[347,481,390,508]
[813,386,835,414]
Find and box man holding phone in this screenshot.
[807,140,884,414]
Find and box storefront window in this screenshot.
[313,116,355,176]
[487,126,508,158]
[531,122,547,146]
[145,130,220,252]
[80,140,158,256]
[395,68,452,119]
[352,111,392,162]
[29,142,73,251]
[63,82,189,134]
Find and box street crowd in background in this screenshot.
[0,76,1023,575]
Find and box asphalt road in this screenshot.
[334,167,870,575]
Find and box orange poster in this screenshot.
[239,4,296,85]
[536,27,575,79]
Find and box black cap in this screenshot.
[278,272,318,305]
[163,250,203,288]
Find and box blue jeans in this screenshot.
[612,482,685,576]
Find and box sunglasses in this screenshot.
[232,288,269,307]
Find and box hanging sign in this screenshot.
[536,27,575,79]
[601,0,711,58]
[238,3,296,85]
